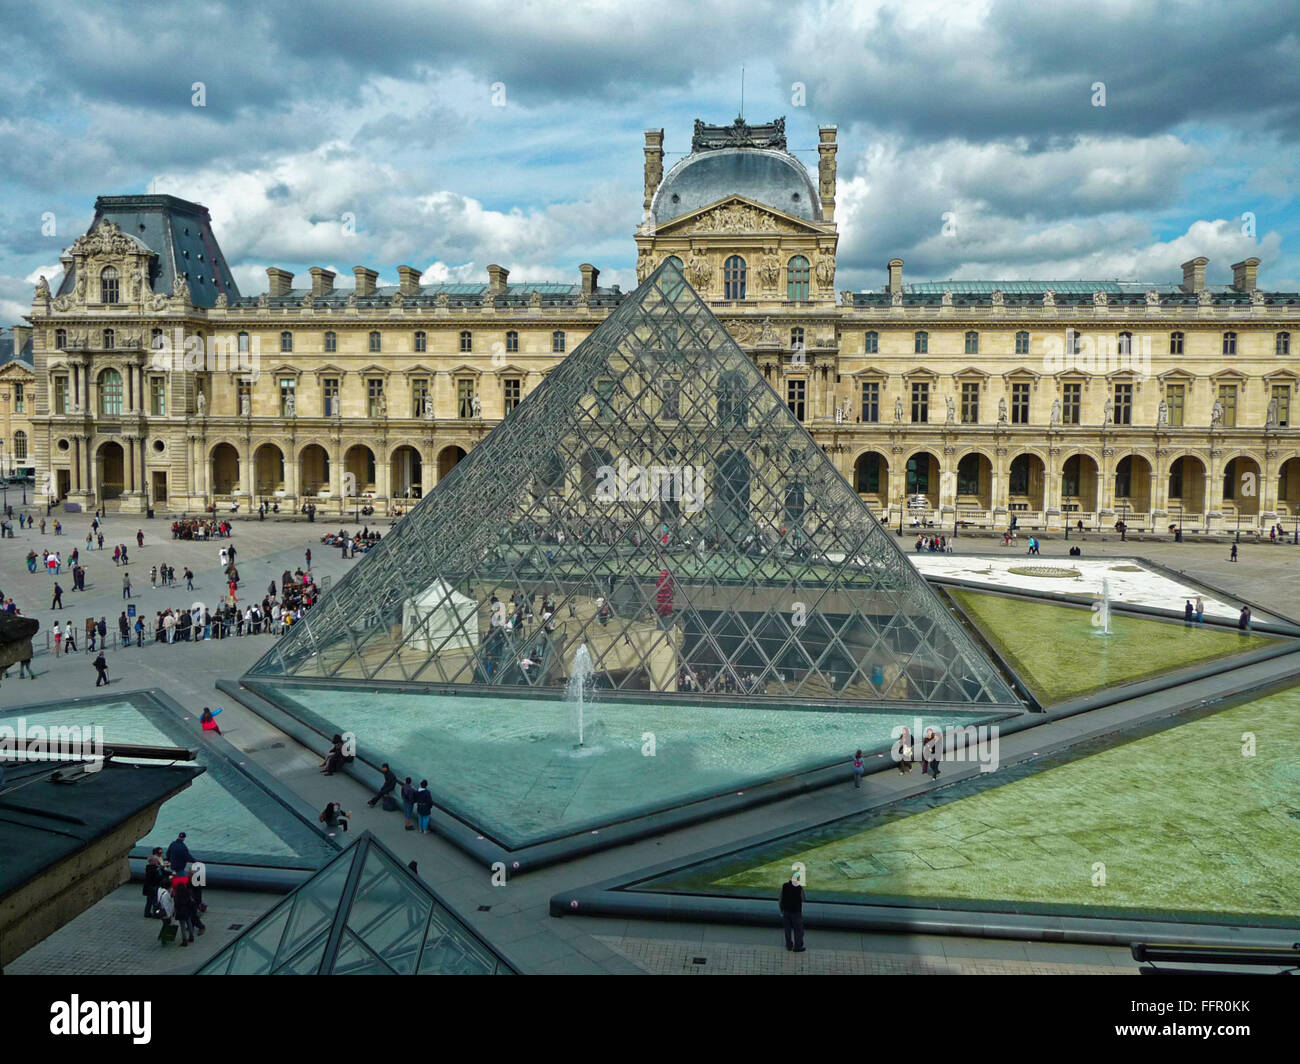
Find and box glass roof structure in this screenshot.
[247,260,1016,709]
[197,832,514,974]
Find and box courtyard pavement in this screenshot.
[4,515,1295,975]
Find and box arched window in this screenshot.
[864,331,879,354]
[506,331,518,353]
[414,330,427,353]
[460,330,473,353]
[790,327,805,350]
[724,256,747,300]
[964,330,979,354]
[786,255,810,300]
[13,430,28,460]
[552,330,566,353]
[324,331,337,352]
[665,255,683,271]
[100,266,120,304]
[98,369,123,416]
[369,331,381,352]
[237,331,249,353]
[914,331,928,354]
[102,328,114,350]
[280,331,293,353]
[1117,331,1133,355]
[1015,330,1030,355]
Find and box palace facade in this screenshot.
[22,117,1300,531]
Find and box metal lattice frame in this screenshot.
[245,261,1018,708]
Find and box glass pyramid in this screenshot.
[197,832,513,975]
[246,260,1016,709]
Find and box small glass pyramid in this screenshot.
[197,832,513,975]
[247,260,1015,708]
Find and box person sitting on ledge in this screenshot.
[321,734,346,775]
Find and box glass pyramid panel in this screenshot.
[247,261,1016,710]
[198,833,512,975]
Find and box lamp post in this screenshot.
[1235,506,1241,545]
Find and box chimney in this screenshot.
[353,266,378,298]
[643,129,664,214]
[1231,257,1260,292]
[309,267,336,298]
[817,126,838,222]
[887,258,904,295]
[486,264,509,297]
[266,267,294,298]
[397,265,422,296]
[12,324,32,359]
[580,263,599,297]
[1180,256,1208,294]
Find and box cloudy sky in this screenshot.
[1,0,1296,324]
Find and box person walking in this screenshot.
[414,780,434,833]
[18,654,34,679]
[51,582,63,609]
[123,572,132,599]
[922,727,942,780]
[779,873,807,952]
[400,776,416,830]
[136,529,144,548]
[897,725,914,774]
[367,762,399,808]
[305,547,312,568]
[52,620,62,653]
[64,625,76,654]
[1230,542,1238,562]
[851,749,865,789]
[93,650,109,686]
[185,567,194,591]
[134,615,145,646]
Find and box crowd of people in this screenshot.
[172,517,233,540]
[915,534,953,553]
[144,832,207,947]
[320,527,383,557]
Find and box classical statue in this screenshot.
[1267,396,1279,428]
[1093,290,1108,308]
[1103,397,1114,424]
[945,395,956,424]
[891,289,903,307]
[377,393,388,418]
[35,275,50,301]
[941,289,953,307]
[1050,398,1062,426]
[1145,290,1160,306]
[687,253,712,289]
[758,317,779,345]
[998,397,1008,424]
[759,254,781,290]
[285,392,296,417]
[240,392,250,417]
[471,395,482,418]
[636,248,653,283]
[1211,399,1224,427]
[1157,399,1169,427]
[819,152,836,201]
[1042,289,1055,307]
[423,394,434,419]
[196,390,206,416]
[990,289,1004,307]
[894,396,904,423]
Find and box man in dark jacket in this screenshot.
[779,873,807,953]
[367,762,399,808]
[166,832,194,874]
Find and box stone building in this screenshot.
[0,325,34,478]
[22,117,1300,532]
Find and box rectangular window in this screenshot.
[910,381,929,424]
[323,378,339,417]
[14,383,24,413]
[1218,384,1237,428]
[414,331,426,353]
[506,332,518,353]
[1113,383,1132,426]
[411,378,429,418]
[54,375,69,414]
[1170,332,1184,355]
[960,381,980,424]
[1272,385,1291,428]
[150,377,166,416]
[457,378,475,419]
[368,377,385,418]
[280,377,296,417]
[1011,381,1030,424]
[1223,332,1237,356]
[1062,382,1081,425]
[1165,384,1184,428]
[863,331,878,354]
[594,378,614,420]
[661,377,679,420]
[504,377,521,415]
[1015,331,1030,355]
[860,381,879,424]
[1067,330,1082,355]
[786,379,806,421]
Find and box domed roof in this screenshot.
[652,147,820,226]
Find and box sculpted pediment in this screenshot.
[655,196,820,236]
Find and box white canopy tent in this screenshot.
[401,578,478,652]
